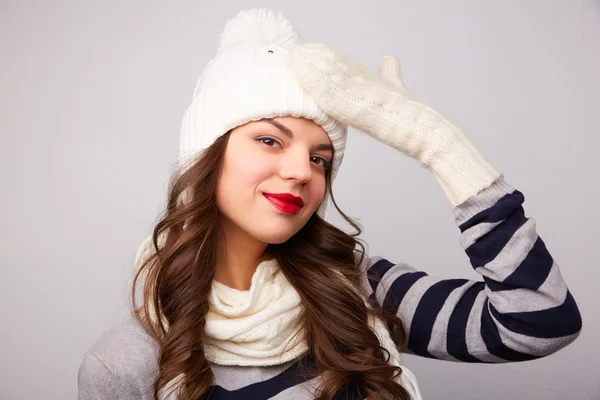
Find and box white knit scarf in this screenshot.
[202,259,423,399]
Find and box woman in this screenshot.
[78,8,582,400]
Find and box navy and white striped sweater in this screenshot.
[78,176,582,399]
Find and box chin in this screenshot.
[251,219,307,244]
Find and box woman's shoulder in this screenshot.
[354,250,417,295]
[78,316,158,399]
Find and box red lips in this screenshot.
[263,193,304,215]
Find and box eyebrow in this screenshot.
[264,119,334,152]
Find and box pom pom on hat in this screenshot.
[218,8,300,51]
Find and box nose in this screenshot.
[278,148,313,183]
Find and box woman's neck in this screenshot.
[214,218,269,291]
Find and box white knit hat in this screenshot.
[179,8,347,217]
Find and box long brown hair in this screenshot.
[132,130,411,399]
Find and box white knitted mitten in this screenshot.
[290,43,501,207]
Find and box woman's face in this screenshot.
[216,116,333,244]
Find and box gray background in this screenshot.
[1,1,598,399]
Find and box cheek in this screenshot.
[307,176,327,209]
[219,150,275,200]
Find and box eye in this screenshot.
[256,137,281,148]
[267,49,274,54]
[311,155,331,169]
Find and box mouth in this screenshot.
[263,193,304,215]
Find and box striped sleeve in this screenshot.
[362,176,582,363]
